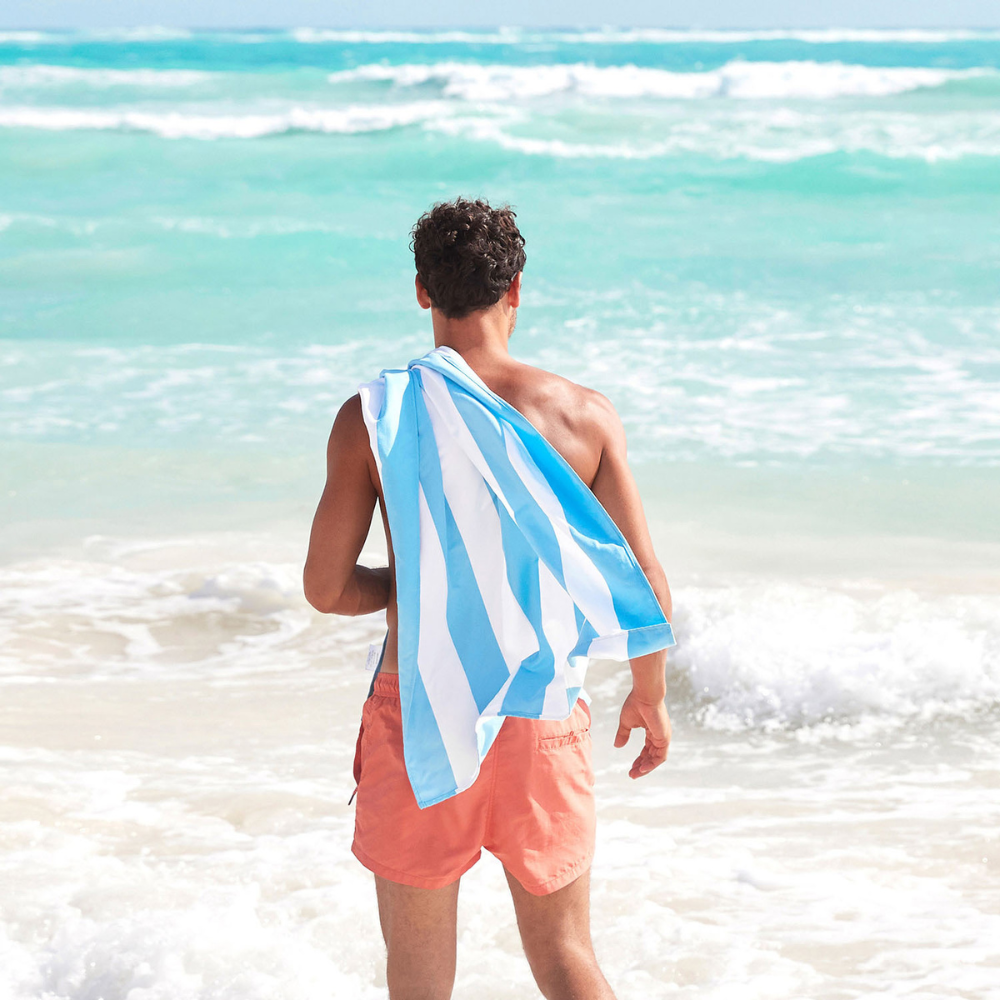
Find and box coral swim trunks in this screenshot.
[352,672,596,895]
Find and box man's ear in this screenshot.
[507,271,522,309]
[415,274,432,310]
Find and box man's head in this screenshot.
[411,198,526,321]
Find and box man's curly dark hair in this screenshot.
[410,198,526,320]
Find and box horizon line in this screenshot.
[3,24,1000,32]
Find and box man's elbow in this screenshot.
[303,566,348,615]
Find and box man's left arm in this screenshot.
[303,394,390,616]
[587,391,674,779]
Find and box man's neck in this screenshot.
[431,305,514,370]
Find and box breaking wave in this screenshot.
[2,545,997,733]
[0,102,453,139]
[671,582,1000,731]
[429,109,1000,162]
[329,60,994,101]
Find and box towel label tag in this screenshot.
[364,642,382,672]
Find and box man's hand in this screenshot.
[614,689,672,779]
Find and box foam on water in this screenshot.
[672,581,1000,731]
[2,101,997,161]
[0,736,385,999]
[429,106,1000,161]
[330,60,992,101]
[3,733,997,1000]
[1,54,994,164]
[1,571,998,998]
[2,536,997,735]
[0,101,455,139]
[5,299,998,463]
[0,535,385,684]
[1,535,998,998]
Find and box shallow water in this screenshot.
[1,26,999,999]
[1,525,997,998]
[2,608,998,999]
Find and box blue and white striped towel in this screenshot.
[358,346,675,808]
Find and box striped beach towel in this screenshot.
[358,346,675,808]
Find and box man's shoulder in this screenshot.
[515,362,620,429]
[332,392,365,433]
[505,363,624,480]
[328,393,374,461]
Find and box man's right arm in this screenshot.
[587,391,674,779]
[303,395,390,617]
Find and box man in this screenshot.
[304,198,673,1000]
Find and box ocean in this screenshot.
[1,25,998,999]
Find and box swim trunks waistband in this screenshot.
[372,672,400,697]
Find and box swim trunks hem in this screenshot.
[511,850,595,896]
[352,841,481,890]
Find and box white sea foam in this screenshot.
[0,101,453,139]
[672,582,1000,730]
[0,542,382,683]
[2,543,997,731]
[5,307,1000,461]
[330,59,991,101]
[0,64,209,88]
[0,103,996,161]
[431,107,1000,162]
[2,97,995,161]
[2,533,999,996]
[2,688,998,999]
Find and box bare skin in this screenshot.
[304,271,673,1000]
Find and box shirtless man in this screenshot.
[304,198,672,1000]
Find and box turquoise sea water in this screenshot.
[2,29,999,492]
[1,28,999,1000]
